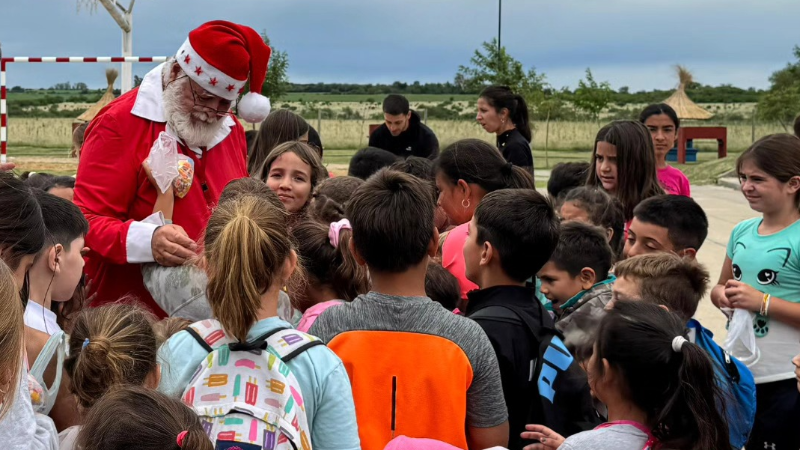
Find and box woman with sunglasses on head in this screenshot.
[74,21,272,317]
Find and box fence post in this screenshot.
[317,108,322,135]
[544,111,551,169]
[423,108,428,124]
[751,106,757,144]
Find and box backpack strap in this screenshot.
[470,303,560,340]
[265,329,325,363]
[185,326,213,353]
[186,320,324,362]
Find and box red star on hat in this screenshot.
[226,84,235,92]
[184,55,191,65]
[209,77,218,86]
[194,66,203,76]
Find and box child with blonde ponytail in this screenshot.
[158,195,359,449]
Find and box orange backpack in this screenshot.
[328,330,475,450]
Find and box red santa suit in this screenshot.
[74,21,272,316]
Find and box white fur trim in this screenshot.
[126,213,165,264]
[238,93,271,124]
[176,39,246,101]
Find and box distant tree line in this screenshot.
[283,81,762,104]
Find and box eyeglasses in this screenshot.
[168,75,232,118]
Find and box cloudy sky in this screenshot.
[2,0,798,91]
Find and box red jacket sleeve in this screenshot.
[74,112,143,265]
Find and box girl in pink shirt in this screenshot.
[586,121,666,228]
[640,103,691,197]
[291,218,370,332]
[434,139,536,300]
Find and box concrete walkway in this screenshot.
[692,185,758,342]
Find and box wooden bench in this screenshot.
[677,127,727,164]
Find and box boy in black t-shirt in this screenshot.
[464,189,598,449]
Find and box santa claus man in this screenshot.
[74,21,272,315]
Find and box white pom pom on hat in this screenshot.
[238,92,271,124]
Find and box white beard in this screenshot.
[162,77,226,148]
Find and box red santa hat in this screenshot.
[176,21,272,123]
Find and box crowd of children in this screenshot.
[0,100,799,450]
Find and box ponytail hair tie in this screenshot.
[176,430,188,448]
[671,336,688,353]
[328,219,352,249]
[502,162,513,174]
[82,338,90,350]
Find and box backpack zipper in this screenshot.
[391,376,397,439]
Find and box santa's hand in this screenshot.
[152,224,197,266]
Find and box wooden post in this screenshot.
[544,111,551,169]
[751,106,757,144]
[317,108,322,135]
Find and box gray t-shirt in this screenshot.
[310,291,508,428]
[560,424,650,450]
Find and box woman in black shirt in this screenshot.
[476,86,534,176]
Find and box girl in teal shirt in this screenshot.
[158,195,360,450]
[711,134,800,450]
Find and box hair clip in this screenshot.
[177,430,188,448]
[82,338,90,350]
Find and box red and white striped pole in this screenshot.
[0,56,168,163]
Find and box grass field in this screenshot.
[7,141,740,187]
[8,117,784,151]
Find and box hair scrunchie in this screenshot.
[671,336,688,353]
[328,219,352,249]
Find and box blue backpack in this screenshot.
[688,319,756,449]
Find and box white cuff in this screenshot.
[126,213,166,264]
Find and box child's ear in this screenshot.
[50,244,63,274]
[144,364,162,389]
[349,238,367,267]
[677,247,697,260]
[456,179,470,199]
[605,228,614,243]
[283,249,298,282]
[481,241,493,267]
[579,267,597,290]
[787,175,800,193]
[427,227,440,258]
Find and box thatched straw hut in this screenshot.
[71,68,118,157]
[663,66,713,120]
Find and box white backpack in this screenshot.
[182,319,323,450]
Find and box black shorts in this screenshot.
[747,378,800,450]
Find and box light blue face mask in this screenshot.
[29,331,68,415]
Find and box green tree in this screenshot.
[260,30,290,101]
[758,86,800,131]
[758,45,800,130]
[456,38,548,121]
[573,68,613,121]
[455,38,546,95]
